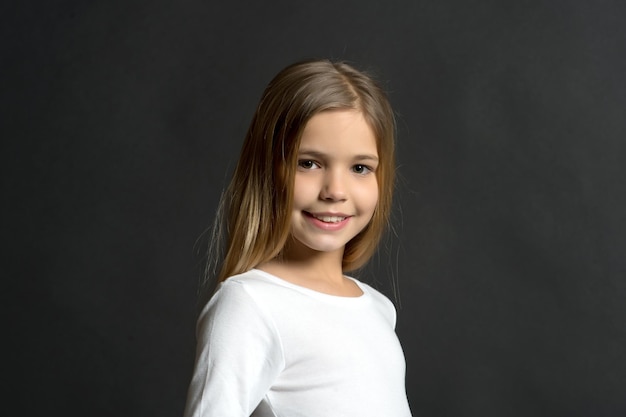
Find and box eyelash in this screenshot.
[297,160,321,170]
[352,164,373,175]
[297,160,374,175]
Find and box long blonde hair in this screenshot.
[210,59,395,282]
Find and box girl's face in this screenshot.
[288,109,379,257]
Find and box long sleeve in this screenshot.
[183,281,284,417]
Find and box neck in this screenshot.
[279,238,344,282]
[257,239,363,297]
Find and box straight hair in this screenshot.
[209,59,396,283]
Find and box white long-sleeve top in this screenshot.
[183,269,412,417]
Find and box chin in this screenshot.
[291,236,350,255]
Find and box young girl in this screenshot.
[184,59,411,416]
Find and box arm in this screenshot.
[183,281,284,417]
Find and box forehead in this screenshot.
[298,110,378,156]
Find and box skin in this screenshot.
[259,109,379,297]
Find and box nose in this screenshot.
[319,170,347,201]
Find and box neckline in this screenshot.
[251,268,369,301]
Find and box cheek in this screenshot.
[370,188,380,213]
[292,174,315,206]
[357,179,379,213]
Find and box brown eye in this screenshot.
[298,159,320,169]
[298,160,320,169]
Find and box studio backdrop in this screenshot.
[4,0,625,416]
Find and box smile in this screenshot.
[303,211,351,231]
[312,214,346,223]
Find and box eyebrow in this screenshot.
[297,149,379,162]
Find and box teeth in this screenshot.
[314,215,346,223]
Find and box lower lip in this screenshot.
[304,212,351,231]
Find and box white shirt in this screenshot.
[184,269,412,417]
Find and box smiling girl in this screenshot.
[184,59,411,416]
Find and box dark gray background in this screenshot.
[4,0,626,416]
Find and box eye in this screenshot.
[298,159,320,170]
[352,164,373,175]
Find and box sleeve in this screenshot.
[183,280,284,417]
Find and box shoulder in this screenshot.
[218,268,290,299]
[351,277,396,308]
[206,269,274,310]
[196,270,284,345]
[206,269,295,316]
[350,277,398,326]
[224,268,276,287]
